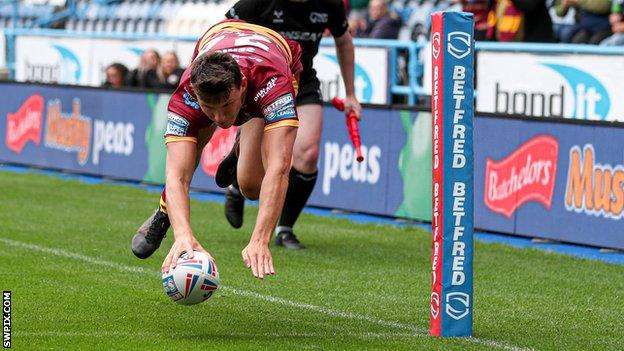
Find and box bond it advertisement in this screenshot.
[477,52,624,122]
[15,36,182,87]
[15,37,92,86]
[0,30,5,69]
[13,35,387,104]
[314,46,389,104]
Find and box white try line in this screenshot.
[13,331,428,339]
[0,237,532,351]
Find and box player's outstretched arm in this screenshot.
[242,125,297,279]
[334,31,362,120]
[162,141,207,273]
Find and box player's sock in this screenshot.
[275,225,293,235]
[278,168,318,229]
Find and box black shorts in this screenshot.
[296,70,322,106]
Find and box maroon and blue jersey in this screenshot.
[165,20,303,144]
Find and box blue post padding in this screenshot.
[439,11,474,337]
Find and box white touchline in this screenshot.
[0,237,532,351]
[12,331,430,338]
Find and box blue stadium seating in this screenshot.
[0,0,451,39]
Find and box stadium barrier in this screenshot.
[474,42,624,122]
[0,28,424,104]
[4,29,624,109]
[1,81,623,250]
[0,28,624,106]
[0,29,5,71]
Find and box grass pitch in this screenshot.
[1,170,623,351]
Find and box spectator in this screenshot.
[554,0,611,44]
[457,0,490,40]
[395,0,455,42]
[601,0,624,44]
[102,63,129,89]
[127,49,160,88]
[549,0,578,42]
[486,0,555,42]
[355,0,402,39]
[350,0,370,17]
[145,51,185,91]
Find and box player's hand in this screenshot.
[162,235,207,273]
[241,240,274,279]
[344,94,362,121]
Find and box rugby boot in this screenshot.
[215,130,240,188]
[224,183,244,229]
[132,209,170,259]
[275,229,305,250]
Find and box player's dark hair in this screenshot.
[191,51,242,104]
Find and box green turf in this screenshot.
[1,170,623,351]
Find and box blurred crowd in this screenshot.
[348,0,624,45]
[101,0,624,88]
[103,49,185,90]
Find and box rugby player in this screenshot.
[131,19,303,279]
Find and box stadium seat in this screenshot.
[94,18,106,32]
[135,19,147,33]
[124,18,136,33]
[104,18,115,32]
[65,17,77,30]
[147,1,162,20]
[144,18,157,33]
[113,18,125,32]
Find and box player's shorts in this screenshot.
[296,69,322,106]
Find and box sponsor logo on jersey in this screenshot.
[310,12,329,23]
[183,88,200,110]
[273,10,284,23]
[280,31,323,41]
[165,112,190,137]
[262,93,295,121]
[254,77,278,102]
